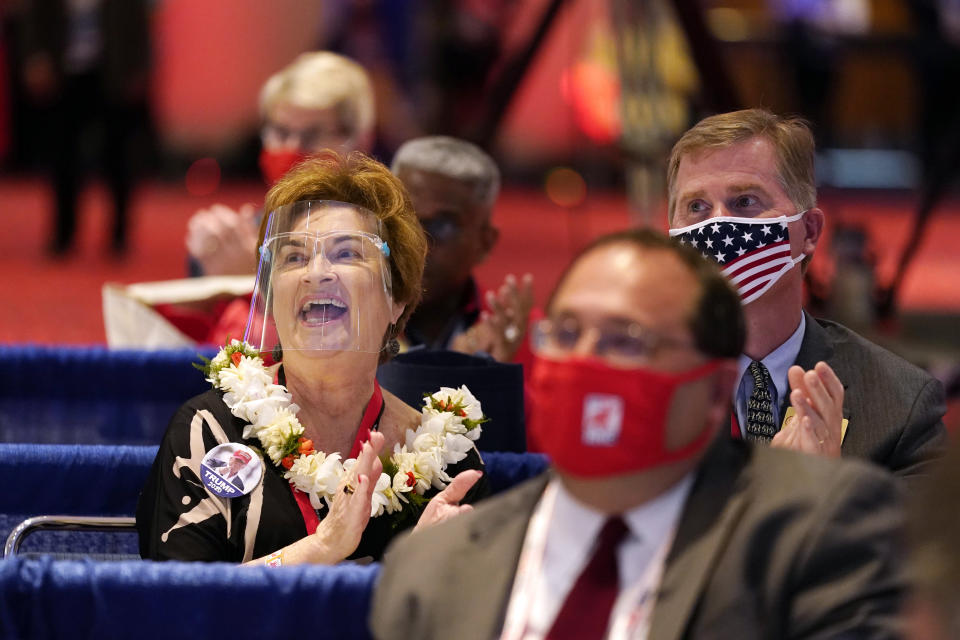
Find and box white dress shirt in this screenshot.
[734,313,806,435]
[500,474,694,640]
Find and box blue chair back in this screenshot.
[0,558,379,640]
[0,444,547,557]
[483,451,549,494]
[0,346,530,453]
[0,444,156,556]
[0,345,214,445]
[378,350,527,452]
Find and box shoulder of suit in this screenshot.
[747,443,900,501]
[385,473,549,558]
[812,317,935,384]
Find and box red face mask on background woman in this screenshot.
[258,148,311,185]
[528,354,721,477]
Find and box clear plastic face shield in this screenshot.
[245,201,395,357]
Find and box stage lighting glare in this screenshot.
[545,167,587,208]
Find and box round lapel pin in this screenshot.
[200,443,263,498]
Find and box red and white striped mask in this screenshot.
[669,211,807,304]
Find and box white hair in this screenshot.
[258,51,375,140]
[391,136,500,208]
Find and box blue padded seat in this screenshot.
[0,345,214,445]
[377,350,528,452]
[0,557,380,639]
[0,443,548,558]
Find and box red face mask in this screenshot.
[528,354,721,477]
[258,148,310,185]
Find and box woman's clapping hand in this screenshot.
[413,469,482,532]
[311,431,385,563]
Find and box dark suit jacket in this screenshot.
[794,314,946,486]
[371,437,906,640]
[20,0,151,101]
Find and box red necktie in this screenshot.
[546,516,629,640]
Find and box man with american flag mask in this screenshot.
[668,108,945,487]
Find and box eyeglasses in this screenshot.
[420,217,463,245]
[263,231,390,272]
[531,316,694,365]
[261,122,352,152]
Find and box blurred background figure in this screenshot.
[0,10,10,165]
[611,0,699,226]
[391,135,533,363]
[185,50,375,277]
[20,0,151,256]
[770,0,870,148]
[907,0,960,193]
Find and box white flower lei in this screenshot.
[202,340,484,519]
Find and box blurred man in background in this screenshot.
[391,135,533,363]
[21,0,151,256]
[185,51,375,277]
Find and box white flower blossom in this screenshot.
[237,391,294,428]
[219,358,271,408]
[207,341,261,389]
[418,411,465,437]
[206,351,231,387]
[371,472,403,517]
[284,451,343,508]
[408,430,442,455]
[390,444,440,494]
[240,405,295,440]
[425,386,483,422]
[258,412,304,464]
[407,419,446,456]
[406,419,472,466]
[440,433,474,466]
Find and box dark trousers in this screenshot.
[48,71,137,253]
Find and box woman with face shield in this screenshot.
[137,153,489,565]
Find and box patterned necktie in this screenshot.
[546,516,629,640]
[745,360,778,442]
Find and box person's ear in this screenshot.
[801,207,824,257]
[706,359,739,430]
[353,129,375,156]
[390,300,405,325]
[477,222,499,263]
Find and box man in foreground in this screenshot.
[371,229,905,639]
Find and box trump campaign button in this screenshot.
[200,443,263,498]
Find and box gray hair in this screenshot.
[391,136,500,208]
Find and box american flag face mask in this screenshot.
[669,211,807,305]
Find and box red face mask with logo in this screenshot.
[528,354,721,477]
[258,148,311,185]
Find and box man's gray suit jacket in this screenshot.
[371,438,905,640]
[796,314,945,484]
